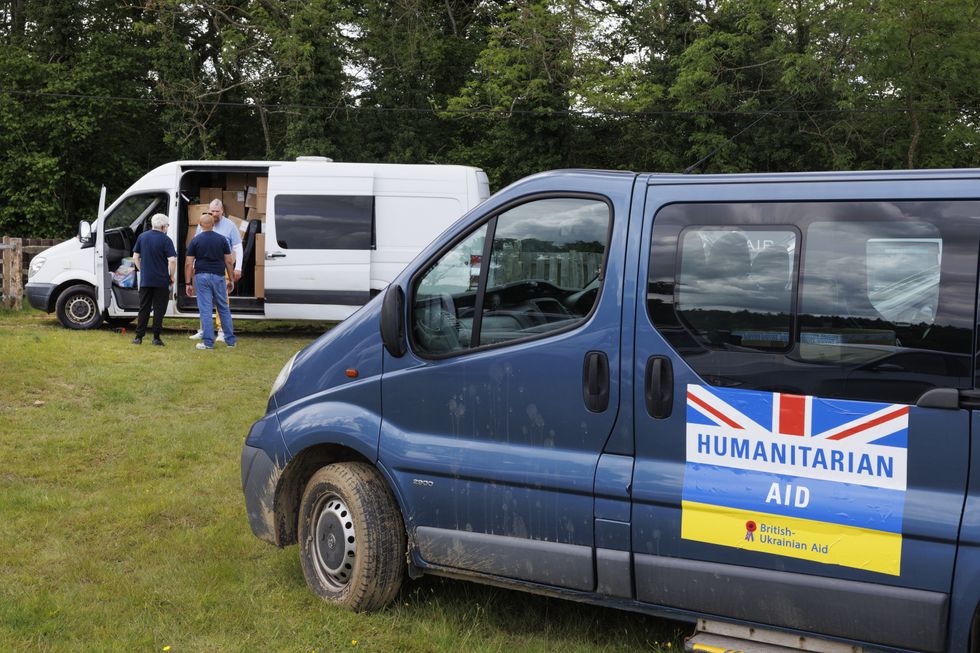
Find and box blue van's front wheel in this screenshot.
[298,463,405,611]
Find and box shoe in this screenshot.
[152,338,165,346]
[189,331,203,340]
[226,343,236,348]
[132,337,142,345]
[195,343,213,350]
[216,331,225,343]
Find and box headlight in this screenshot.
[270,351,299,399]
[28,256,46,279]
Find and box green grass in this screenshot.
[0,308,688,652]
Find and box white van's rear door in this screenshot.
[262,168,373,321]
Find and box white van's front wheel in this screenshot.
[298,463,405,611]
[55,285,103,330]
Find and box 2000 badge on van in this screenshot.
[242,168,980,653]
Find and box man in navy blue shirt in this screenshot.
[184,213,238,349]
[132,213,177,345]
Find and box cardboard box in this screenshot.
[199,187,223,204]
[246,208,265,222]
[256,193,267,214]
[254,263,264,298]
[256,176,268,195]
[246,173,258,188]
[185,230,196,249]
[245,189,258,209]
[222,190,246,219]
[254,233,265,298]
[226,172,248,191]
[187,204,210,225]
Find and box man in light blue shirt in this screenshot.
[196,199,243,279]
[190,198,243,341]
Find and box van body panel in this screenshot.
[243,168,980,652]
[272,295,385,464]
[377,170,636,589]
[947,412,980,649]
[262,166,373,320]
[416,527,595,590]
[632,177,978,651]
[634,553,948,652]
[25,234,96,310]
[30,160,486,325]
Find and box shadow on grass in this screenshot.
[397,575,690,649]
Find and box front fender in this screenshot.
[48,270,98,288]
[277,397,382,462]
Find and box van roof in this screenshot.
[643,168,980,185]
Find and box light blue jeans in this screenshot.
[194,272,237,347]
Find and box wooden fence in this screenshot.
[1,237,62,309]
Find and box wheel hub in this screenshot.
[67,295,95,323]
[312,495,356,588]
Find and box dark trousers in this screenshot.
[136,286,170,338]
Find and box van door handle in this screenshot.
[645,356,673,419]
[266,251,286,259]
[582,351,609,412]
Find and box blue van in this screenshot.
[242,168,980,652]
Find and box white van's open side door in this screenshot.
[94,185,108,312]
[262,168,373,321]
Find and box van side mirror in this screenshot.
[380,284,407,357]
[78,220,92,243]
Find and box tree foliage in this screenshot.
[1,0,979,237]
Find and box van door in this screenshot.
[262,170,374,321]
[94,187,108,313]
[631,182,978,652]
[379,174,635,590]
[98,191,171,315]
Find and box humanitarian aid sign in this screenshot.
[681,384,907,575]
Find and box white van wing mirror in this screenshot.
[380,284,407,357]
[78,220,92,243]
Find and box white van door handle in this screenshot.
[267,251,286,259]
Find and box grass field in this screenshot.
[0,308,687,652]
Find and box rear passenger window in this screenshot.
[274,195,374,250]
[648,201,979,404]
[412,197,610,356]
[800,223,944,364]
[677,228,796,351]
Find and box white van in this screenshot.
[25,158,490,328]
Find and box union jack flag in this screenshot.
[687,384,909,448]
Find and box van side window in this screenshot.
[677,228,796,351]
[103,193,169,253]
[800,223,944,364]
[413,226,488,355]
[412,197,610,356]
[274,195,374,250]
[647,201,978,404]
[104,194,169,231]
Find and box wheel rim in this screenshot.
[312,493,357,590]
[65,294,97,325]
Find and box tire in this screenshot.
[298,463,405,611]
[55,284,103,330]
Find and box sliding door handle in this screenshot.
[645,356,673,419]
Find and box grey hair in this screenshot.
[151,213,169,229]
[208,199,224,209]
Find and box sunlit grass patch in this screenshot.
[0,308,686,651]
